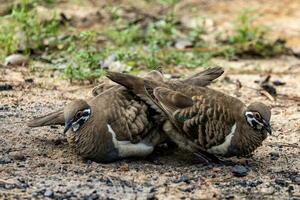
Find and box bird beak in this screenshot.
[262,120,272,135]
[64,121,72,134]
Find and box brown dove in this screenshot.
[28,67,224,162]
[106,68,272,162]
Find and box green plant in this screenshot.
[62,31,106,82]
[163,50,211,68]
[11,0,59,51]
[229,11,264,44]
[227,10,284,57]
[145,14,180,47]
[144,44,160,69]
[0,23,17,58]
[188,19,207,48]
[106,24,143,46]
[0,0,60,57]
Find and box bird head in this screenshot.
[63,100,91,134]
[244,102,272,135]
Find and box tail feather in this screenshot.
[27,110,64,127]
[182,67,224,86]
[106,71,162,96]
[106,71,165,114]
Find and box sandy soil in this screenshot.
[1,56,300,199]
[1,0,300,199]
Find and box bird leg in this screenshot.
[193,151,234,166]
[193,150,222,164]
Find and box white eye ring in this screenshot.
[254,112,261,119]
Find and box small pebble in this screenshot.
[9,152,26,161]
[292,176,300,185]
[50,125,59,129]
[275,178,288,187]
[24,78,34,83]
[261,83,277,96]
[287,185,294,193]
[175,39,193,49]
[269,151,280,160]
[175,175,190,184]
[106,178,113,186]
[232,165,248,177]
[260,187,275,195]
[44,189,54,198]
[88,192,99,200]
[0,154,12,164]
[32,192,38,197]
[272,80,286,86]
[4,54,28,66]
[99,53,117,69]
[0,83,13,91]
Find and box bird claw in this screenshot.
[193,152,234,166]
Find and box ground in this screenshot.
[1,0,300,199]
[1,57,299,199]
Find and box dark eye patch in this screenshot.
[246,114,253,118]
[82,110,90,116]
[74,111,83,120]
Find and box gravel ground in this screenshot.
[1,0,300,199]
[1,56,300,199]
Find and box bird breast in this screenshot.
[207,123,236,155]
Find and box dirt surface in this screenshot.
[1,56,300,199]
[1,0,300,199]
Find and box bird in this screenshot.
[106,68,272,163]
[27,67,224,162]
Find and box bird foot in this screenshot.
[193,152,234,166]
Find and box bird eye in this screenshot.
[254,112,261,119]
[75,111,83,120]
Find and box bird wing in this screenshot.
[106,67,224,118]
[92,70,164,97]
[153,87,237,149]
[91,86,153,143]
[106,68,238,151]
[91,79,118,96]
[181,66,224,86]
[106,71,166,114]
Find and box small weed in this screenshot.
[163,50,211,68]
[145,14,180,47]
[63,31,105,82]
[106,24,143,46]
[144,44,160,69]
[0,1,288,82]
[151,0,180,6]
[0,0,59,56]
[189,25,207,48]
[0,23,17,59]
[226,11,285,57]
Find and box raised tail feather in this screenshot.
[106,71,165,114]
[182,66,224,86]
[106,71,162,96]
[27,110,64,127]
